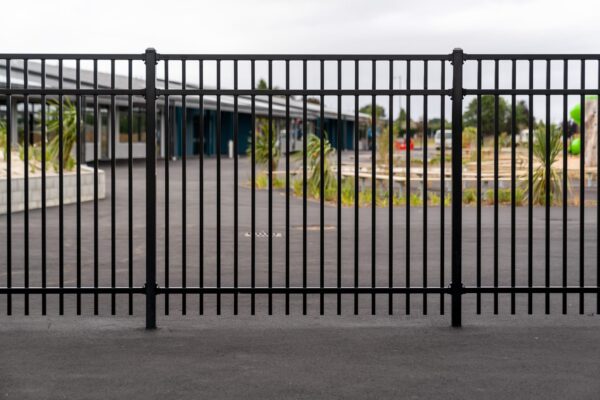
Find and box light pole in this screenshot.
[394,74,403,117]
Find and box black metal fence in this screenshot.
[0,49,598,328]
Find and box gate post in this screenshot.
[450,48,464,328]
[145,48,158,329]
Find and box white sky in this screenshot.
[4,0,600,122]
[5,0,599,54]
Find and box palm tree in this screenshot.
[529,123,565,205]
[0,121,6,160]
[46,98,79,171]
[303,132,336,198]
[248,122,280,172]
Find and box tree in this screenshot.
[427,118,450,133]
[256,78,268,90]
[359,104,386,119]
[397,108,406,124]
[509,100,530,131]
[463,95,510,136]
[393,108,409,137]
[256,78,284,97]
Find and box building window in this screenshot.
[119,106,146,143]
[82,107,96,143]
[16,102,44,145]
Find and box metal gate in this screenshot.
[0,49,598,328]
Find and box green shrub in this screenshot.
[393,194,405,206]
[341,178,355,206]
[485,187,526,205]
[529,123,565,205]
[273,176,285,189]
[376,190,389,207]
[18,145,39,173]
[0,121,6,160]
[444,193,452,207]
[498,188,511,203]
[429,192,440,206]
[253,174,286,190]
[359,188,372,206]
[376,127,392,168]
[307,133,336,197]
[18,98,80,172]
[463,126,477,148]
[255,173,268,189]
[514,186,526,206]
[325,185,337,202]
[428,154,451,166]
[485,189,494,205]
[46,98,79,171]
[463,188,476,204]
[248,123,280,171]
[499,132,511,148]
[409,193,423,206]
[293,133,337,201]
[293,178,303,197]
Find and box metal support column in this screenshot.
[451,48,464,327]
[145,48,158,329]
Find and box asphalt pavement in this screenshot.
[1,156,599,399]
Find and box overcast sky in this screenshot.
[5,0,600,122]
[5,0,599,54]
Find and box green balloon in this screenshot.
[570,103,581,125]
[570,96,598,125]
[570,137,581,155]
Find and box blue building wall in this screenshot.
[315,118,355,151]
[174,107,201,157]
[173,106,351,157]
[237,114,252,155]
[216,112,252,156]
[174,107,252,157]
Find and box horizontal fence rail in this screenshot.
[0,49,598,329]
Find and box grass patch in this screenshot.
[485,187,526,206]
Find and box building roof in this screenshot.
[1,61,368,122]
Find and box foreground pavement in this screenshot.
[1,315,599,399]
[1,160,599,398]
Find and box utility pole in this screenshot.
[394,74,403,115]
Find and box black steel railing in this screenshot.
[0,54,147,318]
[462,54,600,318]
[0,49,598,329]
[154,52,451,327]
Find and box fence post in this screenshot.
[450,48,464,328]
[145,48,158,329]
